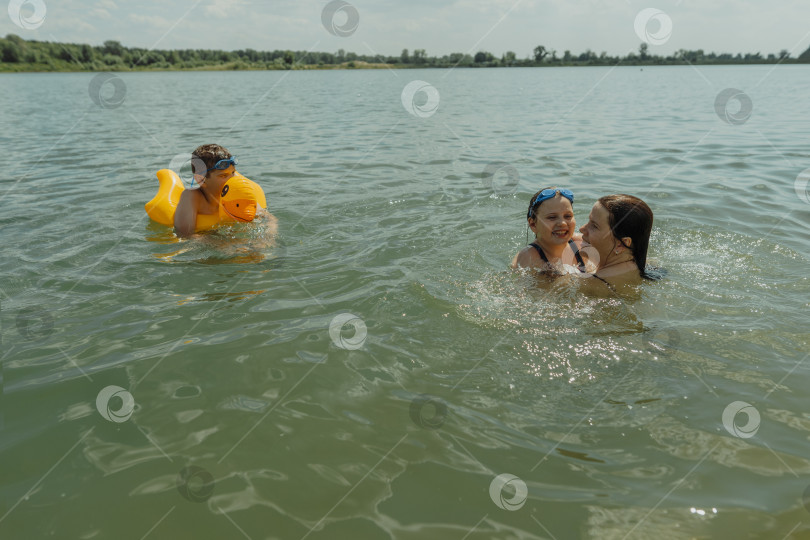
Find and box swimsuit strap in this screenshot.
[531,240,616,291]
[568,239,587,272]
[531,241,586,270]
[529,243,550,264]
[592,273,617,292]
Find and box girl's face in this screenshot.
[579,202,615,258]
[529,195,576,245]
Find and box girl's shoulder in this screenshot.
[512,245,533,268]
[512,244,547,270]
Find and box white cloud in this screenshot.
[91,8,112,19]
[204,0,245,19]
[127,13,172,28]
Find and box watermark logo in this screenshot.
[482,162,519,196]
[8,0,46,29]
[321,0,359,37]
[714,88,752,125]
[580,244,600,269]
[634,8,672,46]
[401,80,440,118]
[794,168,810,205]
[329,313,367,350]
[168,153,207,190]
[96,385,135,423]
[88,73,127,109]
[15,307,54,340]
[565,243,600,272]
[722,401,760,438]
[177,466,215,502]
[409,394,448,430]
[489,473,528,511]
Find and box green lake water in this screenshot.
[1,66,810,539]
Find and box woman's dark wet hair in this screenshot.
[597,194,654,279]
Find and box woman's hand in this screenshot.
[250,208,278,249]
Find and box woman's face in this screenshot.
[580,202,615,258]
[529,195,576,245]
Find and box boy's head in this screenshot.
[190,144,236,192]
[191,144,232,177]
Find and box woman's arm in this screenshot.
[259,209,278,237]
[247,208,279,250]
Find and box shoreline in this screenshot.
[3,34,808,74]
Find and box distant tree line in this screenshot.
[2,34,809,72]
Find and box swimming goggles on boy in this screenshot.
[205,156,238,173]
[529,188,574,217]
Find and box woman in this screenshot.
[512,187,588,273]
[579,194,653,288]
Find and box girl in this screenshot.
[511,188,588,274]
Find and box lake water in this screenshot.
[1,66,809,539]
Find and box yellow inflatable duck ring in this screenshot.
[145,169,267,232]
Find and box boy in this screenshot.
[174,144,277,240]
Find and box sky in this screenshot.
[3,0,810,59]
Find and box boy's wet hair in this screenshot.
[191,144,232,176]
[526,186,560,220]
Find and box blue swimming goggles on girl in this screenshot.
[526,188,574,219]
